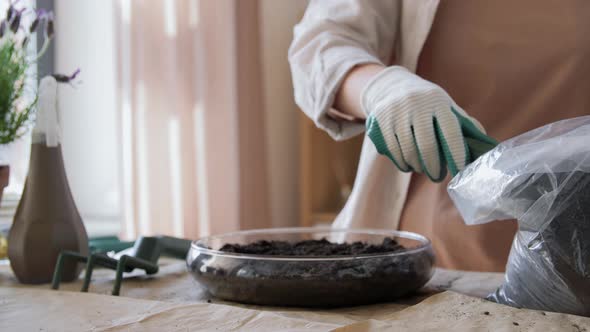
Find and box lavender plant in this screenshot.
[0,1,77,144]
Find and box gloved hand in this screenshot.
[362,66,497,181]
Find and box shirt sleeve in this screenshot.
[288,0,400,141]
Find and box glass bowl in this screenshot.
[187,227,435,307]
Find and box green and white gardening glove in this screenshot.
[362,66,497,182]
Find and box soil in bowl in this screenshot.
[219,237,404,256]
[190,237,435,307]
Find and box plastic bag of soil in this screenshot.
[448,116,590,316]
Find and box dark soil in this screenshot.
[219,237,404,256]
[189,237,434,307]
[487,171,590,316]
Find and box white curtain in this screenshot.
[114,0,270,239]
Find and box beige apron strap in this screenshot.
[333,137,412,230]
[399,0,440,72]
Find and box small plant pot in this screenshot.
[0,165,9,205]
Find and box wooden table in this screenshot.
[0,260,588,331]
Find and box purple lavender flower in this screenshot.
[29,18,38,33]
[0,20,6,38]
[9,12,20,33]
[5,0,21,21]
[52,69,81,84]
[36,8,48,16]
[46,12,54,39]
[6,4,14,21]
[31,9,50,34]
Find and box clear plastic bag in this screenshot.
[448,116,590,316]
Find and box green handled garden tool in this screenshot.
[51,235,192,295]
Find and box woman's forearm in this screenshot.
[333,64,386,119]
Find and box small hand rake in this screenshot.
[51,235,192,295]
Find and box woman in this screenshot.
[289,0,590,271]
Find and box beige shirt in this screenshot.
[289,0,438,251]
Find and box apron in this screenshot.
[399,0,590,271]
